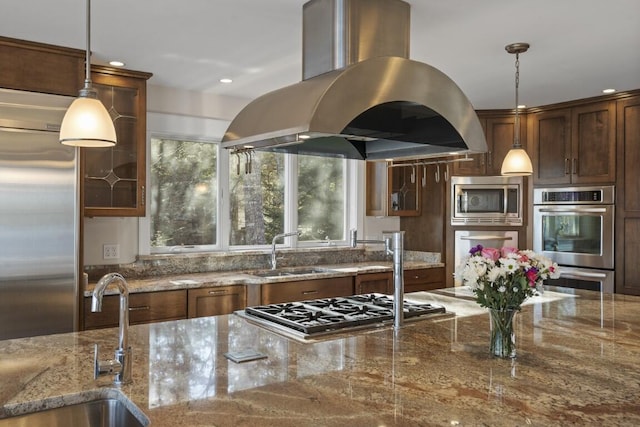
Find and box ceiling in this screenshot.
[2,0,640,110]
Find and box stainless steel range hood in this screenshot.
[222,0,487,161]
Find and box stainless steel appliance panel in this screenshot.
[533,187,614,270]
[451,176,523,226]
[0,89,78,340]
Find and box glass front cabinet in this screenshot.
[82,67,152,217]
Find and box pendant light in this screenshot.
[60,0,116,147]
[501,42,532,176]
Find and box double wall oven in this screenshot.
[533,186,615,293]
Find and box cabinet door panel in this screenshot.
[532,110,572,185]
[83,67,151,217]
[571,101,615,184]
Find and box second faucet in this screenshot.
[271,231,301,270]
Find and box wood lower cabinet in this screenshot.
[404,268,445,293]
[188,286,247,318]
[355,272,392,294]
[84,290,187,329]
[261,277,354,305]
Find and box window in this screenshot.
[148,131,354,253]
[229,151,285,246]
[150,137,218,249]
[297,155,345,241]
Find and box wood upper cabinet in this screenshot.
[451,113,528,177]
[0,36,84,97]
[366,161,420,216]
[82,67,152,217]
[532,102,615,185]
[188,286,247,318]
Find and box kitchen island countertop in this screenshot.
[2,287,640,426]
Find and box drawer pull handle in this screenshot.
[129,305,150,311]
[302,290,318,295]
[208,290,229,295]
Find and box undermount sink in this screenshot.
[0,398,148,427]
[251,267,334,278]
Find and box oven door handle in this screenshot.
[460,235,513,241]
[560,271,607,280]
[537,207,608,213]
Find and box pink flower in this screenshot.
[481,247,501,261]
[501,247,518,257]
[526,268,539,286]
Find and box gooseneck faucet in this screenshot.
[91,272,132,385]
[350,229,405,330]
[271,231,301,270]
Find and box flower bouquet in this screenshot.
[456,245,560,357]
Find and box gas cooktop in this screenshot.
[239,294,446,339]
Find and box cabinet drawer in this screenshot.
[84,290,187,329]
[355,272,392,294]
[188,286,246,318]
[261,276,354,305]
[404,268,444,293]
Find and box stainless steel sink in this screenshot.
[251,267,333,278]
[0,398,148,427]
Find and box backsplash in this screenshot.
[84,248,440,281]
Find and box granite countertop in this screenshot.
[83,261,443,296]
[2,286,640,426]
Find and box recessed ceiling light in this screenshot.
[220,78,233,84]
[602,88,616,94]
[109,60,125,67]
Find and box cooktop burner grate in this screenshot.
[244,294,445,335]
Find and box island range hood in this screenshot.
[222,0,487,161]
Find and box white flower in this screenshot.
[487,266,503,282]
[501,257,519,272]
[498,285,507,293]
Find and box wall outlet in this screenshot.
[103,244,120,260]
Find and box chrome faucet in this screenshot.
[91,272,132,385]
[350,229,405,330]
[271,231,301,270]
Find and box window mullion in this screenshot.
[285,153,299,247]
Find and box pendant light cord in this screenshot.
[513,52,521,149]
[80,0,95,96]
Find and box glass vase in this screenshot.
[489,308,517,358]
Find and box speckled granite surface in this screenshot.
[2,287,640,426]
[84,248,441,281]
[84,259,444,296]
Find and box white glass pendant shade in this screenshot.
[501,147,533,176]
[60,97,117,147]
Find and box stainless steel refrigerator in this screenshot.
[0,88,78,340]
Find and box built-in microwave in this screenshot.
[451,176,523,226]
